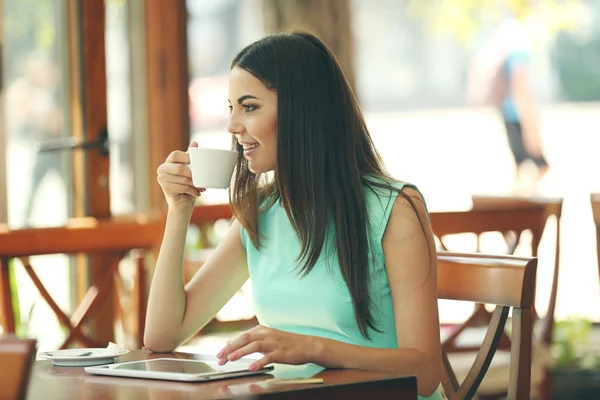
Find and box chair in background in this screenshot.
[0,335,37,400]
[431,197,562,399]
[438,252,537,400]
[430,204,547,350]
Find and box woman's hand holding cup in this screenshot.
[157,141,205,212]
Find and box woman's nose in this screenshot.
[227,114,243,135]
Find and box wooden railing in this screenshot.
[0,194,564,361]
[0,215,165,348]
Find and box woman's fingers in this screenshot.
[157,171,194,187]
[157,145,205,207]
[225,341,270,362]
[249,354,275,371]
[158,162,192,179]
[157,162,206,200]
[161,182,201,197]
[216,327,273,366]
[165,150,190,164]
[217,331,259,364]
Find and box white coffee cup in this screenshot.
[187,147,238,189]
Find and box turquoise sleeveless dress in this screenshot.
[241,178,443,400]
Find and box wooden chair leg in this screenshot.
[112,251,146,349]
[537,369,552,400]
[443,304,511,352]
[134,251,147,349]
[62,255,122,348]
[503,230,521,254]
[19,257,98,348]
[0,258,16,333]
[443,306,486,351]
[17,254,123,348]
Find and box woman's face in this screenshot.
[228,66,278,174]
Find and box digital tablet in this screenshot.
[84,358,274,382]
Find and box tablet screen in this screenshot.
[112,359,220,374]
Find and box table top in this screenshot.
[28,350,417,400]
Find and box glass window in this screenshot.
[3,0,72,349]
[106,0,135,215]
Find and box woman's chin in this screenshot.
[247,163,272,175]
[247,164,261,174]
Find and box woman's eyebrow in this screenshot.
[237,95,258,104]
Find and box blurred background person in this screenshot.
[467,4,549,195]
[5,51,64,225]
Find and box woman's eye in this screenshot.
[243,104,257,112]
[228,105,233,114]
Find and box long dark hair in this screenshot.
[229,31,429,338]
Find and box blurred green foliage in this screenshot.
[553,0,600,102]
[407,0,600,102]
[555,33,600,102]
[553,318,600,369]
[3,0,59,82]
[7,259,23,336]
[406,0,586,44]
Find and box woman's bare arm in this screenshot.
[144,215,249,352]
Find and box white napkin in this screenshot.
[104,342,126,355]
[43,342,126,358]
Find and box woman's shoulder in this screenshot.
[363,175,427,225]
[363,174,420,200]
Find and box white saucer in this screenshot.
[38,348,130,367]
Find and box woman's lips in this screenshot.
[243,144,259,158]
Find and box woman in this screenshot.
[145,31,442,399]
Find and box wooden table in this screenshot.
[27,350,418,400]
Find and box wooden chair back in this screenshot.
[0,336,36,400]
[437,252,537,400]
[430,205,547,254]
[430,200,560,352]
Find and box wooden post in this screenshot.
[81,0,113,344]
[145,0,190,212]
[262,0,355,91]
[0,258,16,333]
